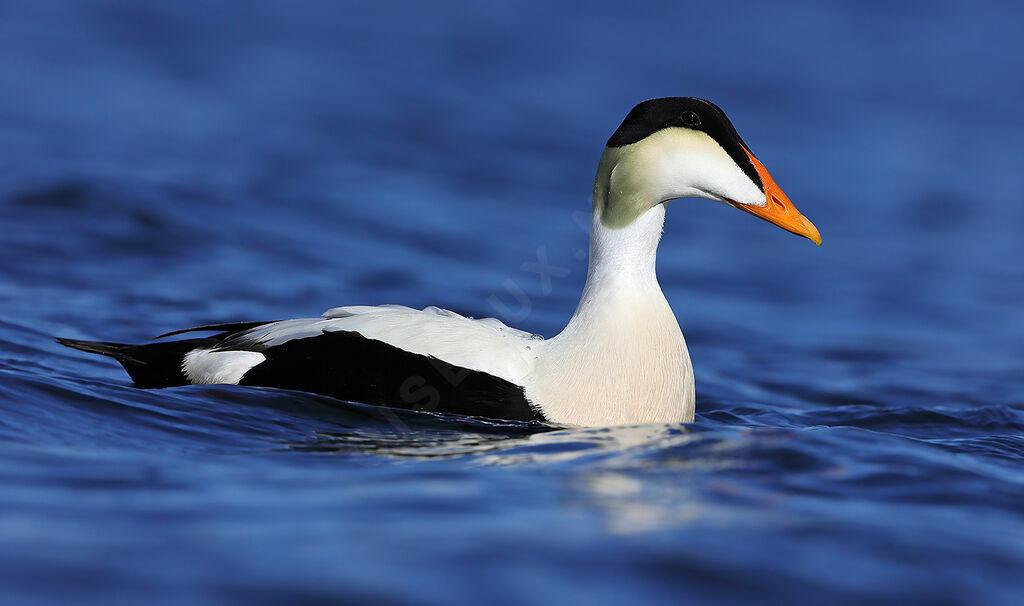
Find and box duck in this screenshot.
[59,98,820,427]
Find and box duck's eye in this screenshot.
[681,111,701,127]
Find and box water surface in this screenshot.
[2,1,1023,604]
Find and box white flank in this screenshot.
[183,350,266,384]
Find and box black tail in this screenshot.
[57,337,212,388]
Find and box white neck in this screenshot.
[527,203,694,425]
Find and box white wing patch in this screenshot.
[183,350,266,384]
[212,305,541,385]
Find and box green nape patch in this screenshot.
[593,144,656,229]
[592,128,728,229]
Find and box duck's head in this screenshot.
[594,97,820,245]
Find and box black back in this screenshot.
[605,97,764,193]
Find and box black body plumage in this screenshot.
[58,325,541,422]
[238,331,541,422]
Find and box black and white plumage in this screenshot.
[60,306,544,421]
[59,98,820,426]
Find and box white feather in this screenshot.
[215,305,541,385]
[183,350,266,384]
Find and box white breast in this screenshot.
[527,293,692,426]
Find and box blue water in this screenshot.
[3,1,1024,604]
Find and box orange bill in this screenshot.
[732,147,821,245]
